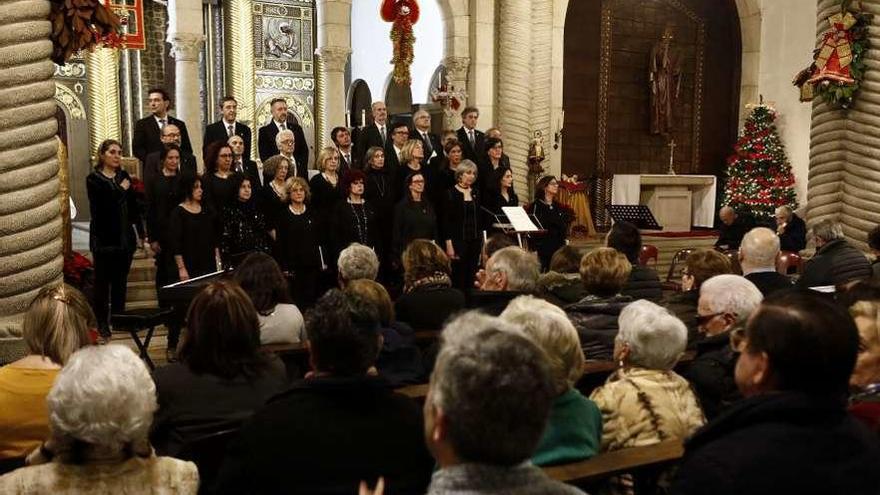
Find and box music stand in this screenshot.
[487,208,546,249]
[607,205,663,230]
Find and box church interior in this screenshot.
[3,0,880,493]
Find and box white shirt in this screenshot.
[154,115,168,128]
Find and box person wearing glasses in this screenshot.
[528,175,573,271]
[684,274,762,420]
[662,249,732,345]
[392,172,437,259]
[383,121,410,173]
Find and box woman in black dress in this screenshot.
[528,175,573,271]
[259,155,290,227]
[87,139,143,337]
[202,141,238,213]
[274,177,323,308]
[478,137,509,199]
[483,167,519,234]
[431,140,463,208]
[332,169,379,256]
[146,144,185,294]
[442,159,482,291]
[168,174,220,281]
[220,175,273,267]
[364,146,395,282]
[393,171,437,259]
[308,146,344,218]
[394,139,429,203]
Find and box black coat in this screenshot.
[441,187,481,247]
[797,238,872,288]
[257,119,309,167]
[714,216,753,250]
[684,331,740,420]
[354,123,388,163]
[777,213,807,252]
[204,120,252,159]
[393,198,438,256]
[395,284,466,331]
[132,114,192,166]
[671,392,880,495]
[622,265,663,301]
[214,375,434,495]
[566,294,633,361]
[456,126,485,163]
[412,128,441,165]
[663,289,700,346]
[745,270,792,296]
[86,168,143,254]
[232,158,261,188]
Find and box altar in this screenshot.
[612,174,717,231]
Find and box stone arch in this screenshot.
[735,0,761,123]
[346,79,373,127]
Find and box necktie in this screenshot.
[344,154,351,166]
[235,161,243,174]
[468,129,475,147]
[280,122,286,131]
[227,124,234,137]
[380,125,386,143]
[422,132,433,157]
[158,118,166,129]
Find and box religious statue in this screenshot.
[528,131,546,175]
[265,21,300,60]
[381,0,420,86]
[808,12,857,85]
[649,27,682,136]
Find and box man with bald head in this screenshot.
[775,205,807,253]
[354,101,390,163]
[714,206,752,250]
[143,123,197,191]
[739,227,792,296]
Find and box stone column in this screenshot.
[0,0,63,328]
[316,46,351,145]
[167,0,205,168]
[441,55,470,131]
[497,0,532,196]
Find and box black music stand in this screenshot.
[608,205,663,230]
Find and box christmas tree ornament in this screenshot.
[382,0,420,86]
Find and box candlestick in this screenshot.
[361,109,366,127]
[345,110,350,128]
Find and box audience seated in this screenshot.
[566,248,633,360]
[479,232,517,269]
[234,252,304,345]
[538,245,587,307]
[739,227,793,296]
[151,281,287,457]
[0,345,198,494]
[685,274,762,420]
[663,249,732,345]
[841,281,880,434]
[469,246,540,316]
[714,206,753,250]
[606,221,663,300]
[798,219,871,288]
[590,300,705,494]
[344,279,425,386]
[423,311,585,494]
[0,285,92,461]
[337,242,380,288]
[394,239,466,331]
[774,205,807,253]
[671,291,880,495]
[215,290,433,494]
[500,295,602,467]
[866,225,880,280]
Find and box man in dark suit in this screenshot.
[715,206,754,250]
[142,124,197,191]
[456,106,485,163]
[275,129,309,180]
[354,101,389,164]
[257,97,309,166]
[132,87,192,166]
[384,120,410,174]
[203,96,252,160]
[412,108,441,168]
[740,227,792,296]
[331,126,358,174]
[774,205,807,253]
[229,134,260,186]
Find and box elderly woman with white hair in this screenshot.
[590,300,704,491]
[0,345,198,493]
[501,295,602,467]
[337,242,379,288]
[686,274,763,420]
[441,159,482,290]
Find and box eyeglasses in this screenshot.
[729,327,747,352]
[280,139,294,144]
[218,153,233,158]
[411,179,425,184]
[394,130,409,135]
[695,312,724,327]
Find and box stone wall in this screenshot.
[141,0,168,114]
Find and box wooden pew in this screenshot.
[544,439,684,487]
[261,342,309,380]
[397,383,429,400]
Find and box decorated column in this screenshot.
[316,46,351,144]
[0,0,63,327]
[441,56,470,130]
[167,0,205,168]
[497,0,532,196]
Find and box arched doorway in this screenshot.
[347,79,373,126]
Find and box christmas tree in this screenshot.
[721,104,797,221]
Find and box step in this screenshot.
[124,299,161,311]
[127,280,157,303]
[128,258,157,283]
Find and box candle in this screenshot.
[361,109,366,127]
[345,110,350,128]
[561,109,565,127]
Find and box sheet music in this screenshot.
[502,207,542,232]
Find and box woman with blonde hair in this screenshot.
[395,139,429,202]
[309,146,344,218]
[274,177,323,308]
[566,247,634,360]
[500,295,602,467]
[0,285,93,461]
